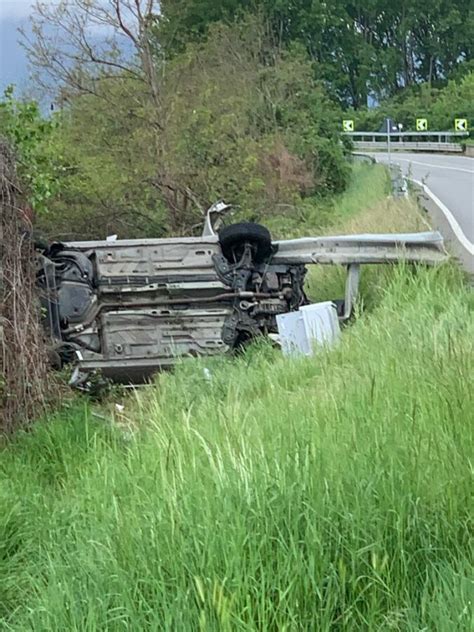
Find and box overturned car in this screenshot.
[36,202,446,385]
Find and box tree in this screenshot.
[0,87,62,215]
[21,1,171,238]
[158,0,473,108]
[33,77,168,240]
[134,19,349,230]
[20,4,349,238]
[22,0,161,110]
[354,73,474,132]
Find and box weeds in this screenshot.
[0,265,472,630]
[265,161,391,239]
[0,163,471,630]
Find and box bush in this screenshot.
[156,21,348,229]
[33,18,349,239]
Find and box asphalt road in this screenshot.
[371,152,474,243]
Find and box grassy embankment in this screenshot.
[264,160,393,239]
[1,163,472,630]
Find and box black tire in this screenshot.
[219,222,272,263]
[331,299,345,318]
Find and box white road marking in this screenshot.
[394,158,473,174]
[410,178,474,255]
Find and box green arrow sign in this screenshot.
[416,118,428,131]
[454,119,468,131]
[343,119,354,132]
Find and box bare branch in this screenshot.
[113,0,139,46]
[22,0,160,99]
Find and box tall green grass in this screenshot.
[1,265,472,630]
[264,161,391,238]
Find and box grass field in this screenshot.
[1,165,472,630]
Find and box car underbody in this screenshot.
[35,202,447,385]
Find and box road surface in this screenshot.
[371,152,474,244]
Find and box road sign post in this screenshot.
[398,123,403,142]
[386,117,391,166]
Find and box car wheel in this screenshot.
[331,299,345,318]
[219,222,272,263]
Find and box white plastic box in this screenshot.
[276,302,340,357]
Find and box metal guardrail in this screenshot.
[345,131,469,140]
[345,131,469,153]
[353,141,464,153]
[273,232,447,266]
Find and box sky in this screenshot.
[0,0,140,97]
[0,0,36,93]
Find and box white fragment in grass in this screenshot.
[69,366,81,386]
[268,333,281,346]
[276,302,340,357]
[115,404,125,413]
[203,368,212,381]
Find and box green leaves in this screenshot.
[0,87,62,215]
[156,19,348,226]
[158,1,472,108]
[355,73,474,132]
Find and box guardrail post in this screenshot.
[342,264,361,321]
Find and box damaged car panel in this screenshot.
[35,204,447,384]
[37,228,308,382]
